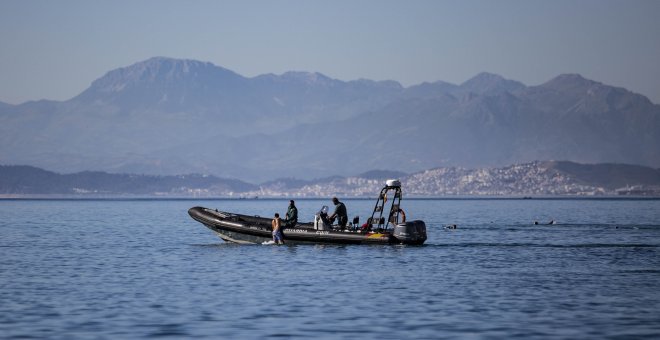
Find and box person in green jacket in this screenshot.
[328,197,348,230]
[283,200,298,230]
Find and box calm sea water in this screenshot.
[1,198,660,339]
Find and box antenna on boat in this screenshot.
[368,179,403,231]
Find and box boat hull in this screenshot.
[188,206,426,245]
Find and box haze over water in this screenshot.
[2,198,659,338]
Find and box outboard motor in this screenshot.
[393,220,427,245]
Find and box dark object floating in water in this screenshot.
[533,220,556,225]
[188,180,427,245]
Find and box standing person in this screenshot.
[284,200,298,230]
[272,213,285,245]
[328,197,348,230]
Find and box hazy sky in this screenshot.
[1,0,659,104]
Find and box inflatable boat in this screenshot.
[188,180,427,245]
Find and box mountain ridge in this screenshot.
[1,57,659,181]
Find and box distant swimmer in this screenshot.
[533,220,554,225]
[444,224,457,229]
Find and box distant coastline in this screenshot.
[2,161,659,198]
[2,195,659,201]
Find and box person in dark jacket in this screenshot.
[284,200,298,229]
[328,197,348,230]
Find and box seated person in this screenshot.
[283,200,298,229]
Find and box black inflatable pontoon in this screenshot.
[188,180,427,245]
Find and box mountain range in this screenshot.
[1,57,659,182]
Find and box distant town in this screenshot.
[231,162,660,198]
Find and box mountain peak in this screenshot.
[71,57,248,107]
[460,72,526,95]
[136,57,223,75]
[85,57,242,94]
[552,73,591,82]
[280,71,336,85]
[465,72,506,82]
[538,73,657,112]
[541,73,600,91]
